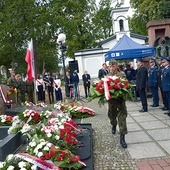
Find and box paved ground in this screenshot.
[78,94,170,170]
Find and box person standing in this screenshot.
[124,64,136,82]
[65,71,72,98]
[47,72,54,104]
[36,74,45,102]
[70,70,79,99]
[98,63,109,79]
[148,58,159,107]
[161,57,170,116]
[107,59,128,148]
[26,74,34,103]
[157,57,168,111]
[53,75,63,102]
[136,58,148,112]
[82,70,91,98]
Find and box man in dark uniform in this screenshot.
[82,70,91,98]
[98,63,109,79]
[107,59,128,148]
[136,58,148,112]
[157,57,168,111]
[26,75,34,103]
[148,58,159,107]
[161,57,170,116]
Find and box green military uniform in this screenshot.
[26,80,34,103]
[7,77,18,89]
[107,59,128,148]
[107,71,127,135]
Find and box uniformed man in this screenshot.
[107,59,128,148]
[26,74,34,103]
[148,58,159,107]
[157,57,168,111]
[161,57,170,116]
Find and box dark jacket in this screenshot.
[98,69,108,79]
[162,65,170,91]
[82,74,91,87]
[136,65,148,89]
[148,66,158,87]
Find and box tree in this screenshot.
[129,0,170,35]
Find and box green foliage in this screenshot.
[129,0,170,35]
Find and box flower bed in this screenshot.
[0,102,94,169]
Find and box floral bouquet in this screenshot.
[88,76,133,106]
[26,138,86,169]
[0,115,13,126]
[7,88,17,95]
[65,103,95,119]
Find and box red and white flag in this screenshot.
[25,39,34,82]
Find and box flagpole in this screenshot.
[31,38,37,104]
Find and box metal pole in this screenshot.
[61,48,67,99]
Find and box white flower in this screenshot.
[7,165,15,170]
[37,152,43,157]
[47,133,52,138]
[20,168,27,170]
[7,154,14,161]
[59,125,64,129]
[55,135,60,140]
[18,161,26,168]
[33,148,38,154]
[29,141,36,147]
[37,143,43,149]
[43,146,50,151]
[31,165,37,170]
[0,162,5,168]
[46,143,52,147]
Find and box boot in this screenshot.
[120,134,127,148]
[112,125,116,134]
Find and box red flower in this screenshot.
[56,156,62,162]
[45,153,51,159]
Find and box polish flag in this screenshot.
[25,39,34,82]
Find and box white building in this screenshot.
[74,6,148,79]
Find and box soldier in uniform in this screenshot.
[161,57,170,116]
[26,74,34,103]
[107,59,128,148]
[157,57,168,111]
[148,58,159,107]
[7,70,18,89]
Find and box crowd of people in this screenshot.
[6,68,92,104]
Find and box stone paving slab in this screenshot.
[139,120,168,130]
[127,142,166,159]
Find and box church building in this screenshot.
[74,5,148,79]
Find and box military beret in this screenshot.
[162,57,170,63]
[149,58,155,63]
[109,59,117,66]
[136,58,143,63]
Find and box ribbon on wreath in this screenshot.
[101,77,111,100]
[15,153,61,170]
[0,85,13,105]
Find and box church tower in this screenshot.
[110,6,130,41]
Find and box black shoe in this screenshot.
[139,109,148,112]
[165,111,170,115]
[162,107,168,111]
[150,104,159,107]
[112,125,116,134]
[120,134,127,148]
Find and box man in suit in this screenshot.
[82,70,91,98]
[98,63,109,79]
[148,58,159,107]
[161,57,170,116]
[136,58,148,112]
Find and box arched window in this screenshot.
[119,19,124,31]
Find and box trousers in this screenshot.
[107,98,128,135]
